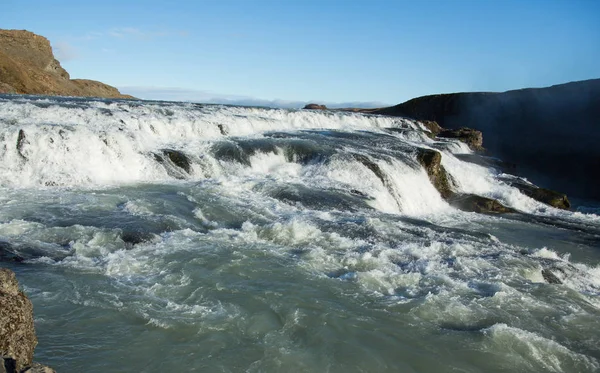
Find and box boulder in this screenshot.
[416,148,453,198]
[510,182,570,210]
[438,127,483,151]
[448,193,516,214]
[0,269,37,372]
[303,103,327,110]
[154,149,192,178]
[419,120,442,137]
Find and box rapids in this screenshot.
[1,95,599,372]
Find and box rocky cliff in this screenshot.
[370,79,600,201]
[0,29,133,99]
[0,268,54,373]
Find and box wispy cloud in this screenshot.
[52,41,79,61]
[118,86,388,109]
[77,27,189,41]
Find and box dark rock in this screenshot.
[1,356,17,373]
[16,130,27,159]
[542,268,563,284]
[164,150,191,173]
[120,231,159,248]
[217,124,227,135]
[416,148,453,199]
[512,182,570,210]
[303,103,327,110]
[154,149,192,178]
[448,194,516,214]
[0,269,37,372]
[438,127,483,151]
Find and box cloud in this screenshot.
[52,42,79,62]
[118,86,389,109]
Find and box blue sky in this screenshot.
[3,0,599,106]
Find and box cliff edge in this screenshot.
[370,79,600,201]
[0,29,133,99]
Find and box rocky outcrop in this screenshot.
[0,269,55,373]
[0,29,133,99]
[303,103,327,110]
[415,149,522,214]
[370,79,600,201]
[437,127,483,151]
[448,194,516,214]
[0,269,36,372]
[416,148,453,199]
[513,183,571,210]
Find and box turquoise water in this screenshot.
[1,95,599,372]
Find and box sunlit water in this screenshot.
[1,95,599,372]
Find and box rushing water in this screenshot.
[1,95,599,372]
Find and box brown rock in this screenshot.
[0,29,134,99]
[419,120,442,137]
[438,127,484,151]
[448,193,516,214]
[0,268,37,372]
[416,148,453,198]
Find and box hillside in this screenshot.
[371,79,600,201]
[0,29,133,99]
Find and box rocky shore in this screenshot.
[0,29,133,99]
[0,269,54,373]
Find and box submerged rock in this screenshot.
[541,268,563,284]
[416,148,453,199]
[448,194,516,214]
[438,127,483,151]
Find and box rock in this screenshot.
[512,182,571,210]
[120,231,159,248]
[419,120,442,137]
[303,103,327,110]
[523,187,570,210]
[1,357,17,373]
[541,268,563,284]
[0,29,134,99]
[438,127,484,151]
[448,194,516,214]
[0,269,37,372]
[16,130,28,160]
[416,148,453,198]
[154,149,192,178]
[163,150,191,174]
[369,79,600,202]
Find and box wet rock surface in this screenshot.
[448,193,516,214]
[0,269,54,373]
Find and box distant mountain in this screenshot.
[371,80,600,201]
[0,29,133,99]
